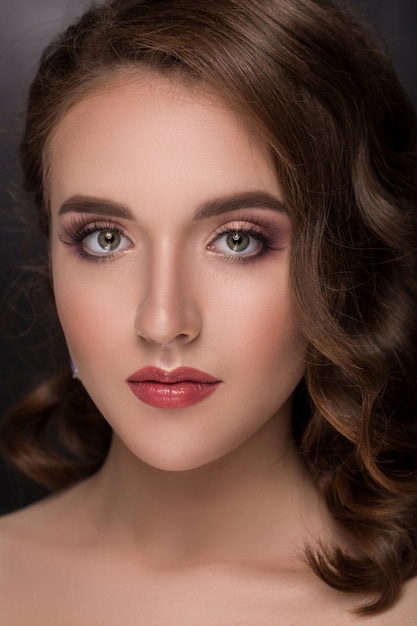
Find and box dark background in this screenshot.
[1,0,417,514]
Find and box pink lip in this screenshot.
[126,367,221,409]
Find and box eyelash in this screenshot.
[58,216,284,264]
[209,219,284,264]
[58,218,130,262]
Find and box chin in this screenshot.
[123,438,236,474]
[139,450,225,473]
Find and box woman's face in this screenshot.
[49,75,307,471]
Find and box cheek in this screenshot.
[55,290,100,361]
[206,266,306,367]
[52,263,131,361]
[237,300,306,387]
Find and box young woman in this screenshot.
[1,0,417,622]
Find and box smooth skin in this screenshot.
[0,74,416,624]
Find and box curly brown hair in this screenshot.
[1,0,417,615]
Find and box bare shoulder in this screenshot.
[0,478,96,561]
[341,577,417,625]
[0,499,47,563]
[0,498,416,625]
[0,490,72,545]
[0,486,97,625]
[382,576,417,624]
[0,493,70,580]
[0,500,53,622]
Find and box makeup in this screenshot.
[127,367,222,409]
[51,77,306,472]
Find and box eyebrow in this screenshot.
[57,191,286,220]
[58,196,133,219]
[194,191,286,220]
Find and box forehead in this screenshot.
[47,74,280,216]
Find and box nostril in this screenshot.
[134,303,202,347]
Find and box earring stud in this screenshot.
[71,360,79,379]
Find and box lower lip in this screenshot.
[127,380,220,409]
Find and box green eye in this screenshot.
[97,230,122,251]
[226,232,251,252]
[211,227,265,259]
[83,227,130,256]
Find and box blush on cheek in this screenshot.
[53,280,103,359]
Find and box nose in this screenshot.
[134,244,202,347]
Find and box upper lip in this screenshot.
[127,366,221,384]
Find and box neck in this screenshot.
[79,417,332,568]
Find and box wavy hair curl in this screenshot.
[1,0,417,614]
